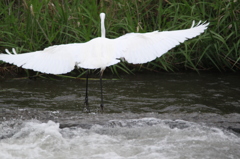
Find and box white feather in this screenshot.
[115,21,209,64]
[0,13,209,75]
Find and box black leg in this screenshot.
[100,74,104,112]
[84,70,90,112]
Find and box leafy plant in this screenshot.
[0,0,239,78]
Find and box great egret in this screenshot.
[0,13,209,111]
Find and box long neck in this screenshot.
[100,13,106,38]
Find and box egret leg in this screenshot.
[100,74,104,112]
[84,70,90,112]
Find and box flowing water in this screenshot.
[0,72,240,159]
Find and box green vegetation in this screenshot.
[0,0,239,77]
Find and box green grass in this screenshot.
[0,0,239,77]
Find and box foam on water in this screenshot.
[0,118,240,159]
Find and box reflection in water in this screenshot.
[0,72,240,158]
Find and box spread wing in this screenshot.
[114,21,209,64]
[0,43,85,74]
[0,21,208,75]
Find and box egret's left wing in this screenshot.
[114,21,209,64]
[0,43,84,74]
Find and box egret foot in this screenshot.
[83,70,90,113]
[100,103,104,112]
[83,98,90,113]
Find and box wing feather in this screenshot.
[0,44,84,74]
[0,21,208,74]
[114,21,209,64]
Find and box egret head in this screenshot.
[100,13,106,38]
[100,13,105,19]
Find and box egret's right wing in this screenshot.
[114,21,209,64]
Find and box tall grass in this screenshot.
[0,0,239,77]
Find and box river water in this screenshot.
[0,72,240,159]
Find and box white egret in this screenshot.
[0,13,209,111]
